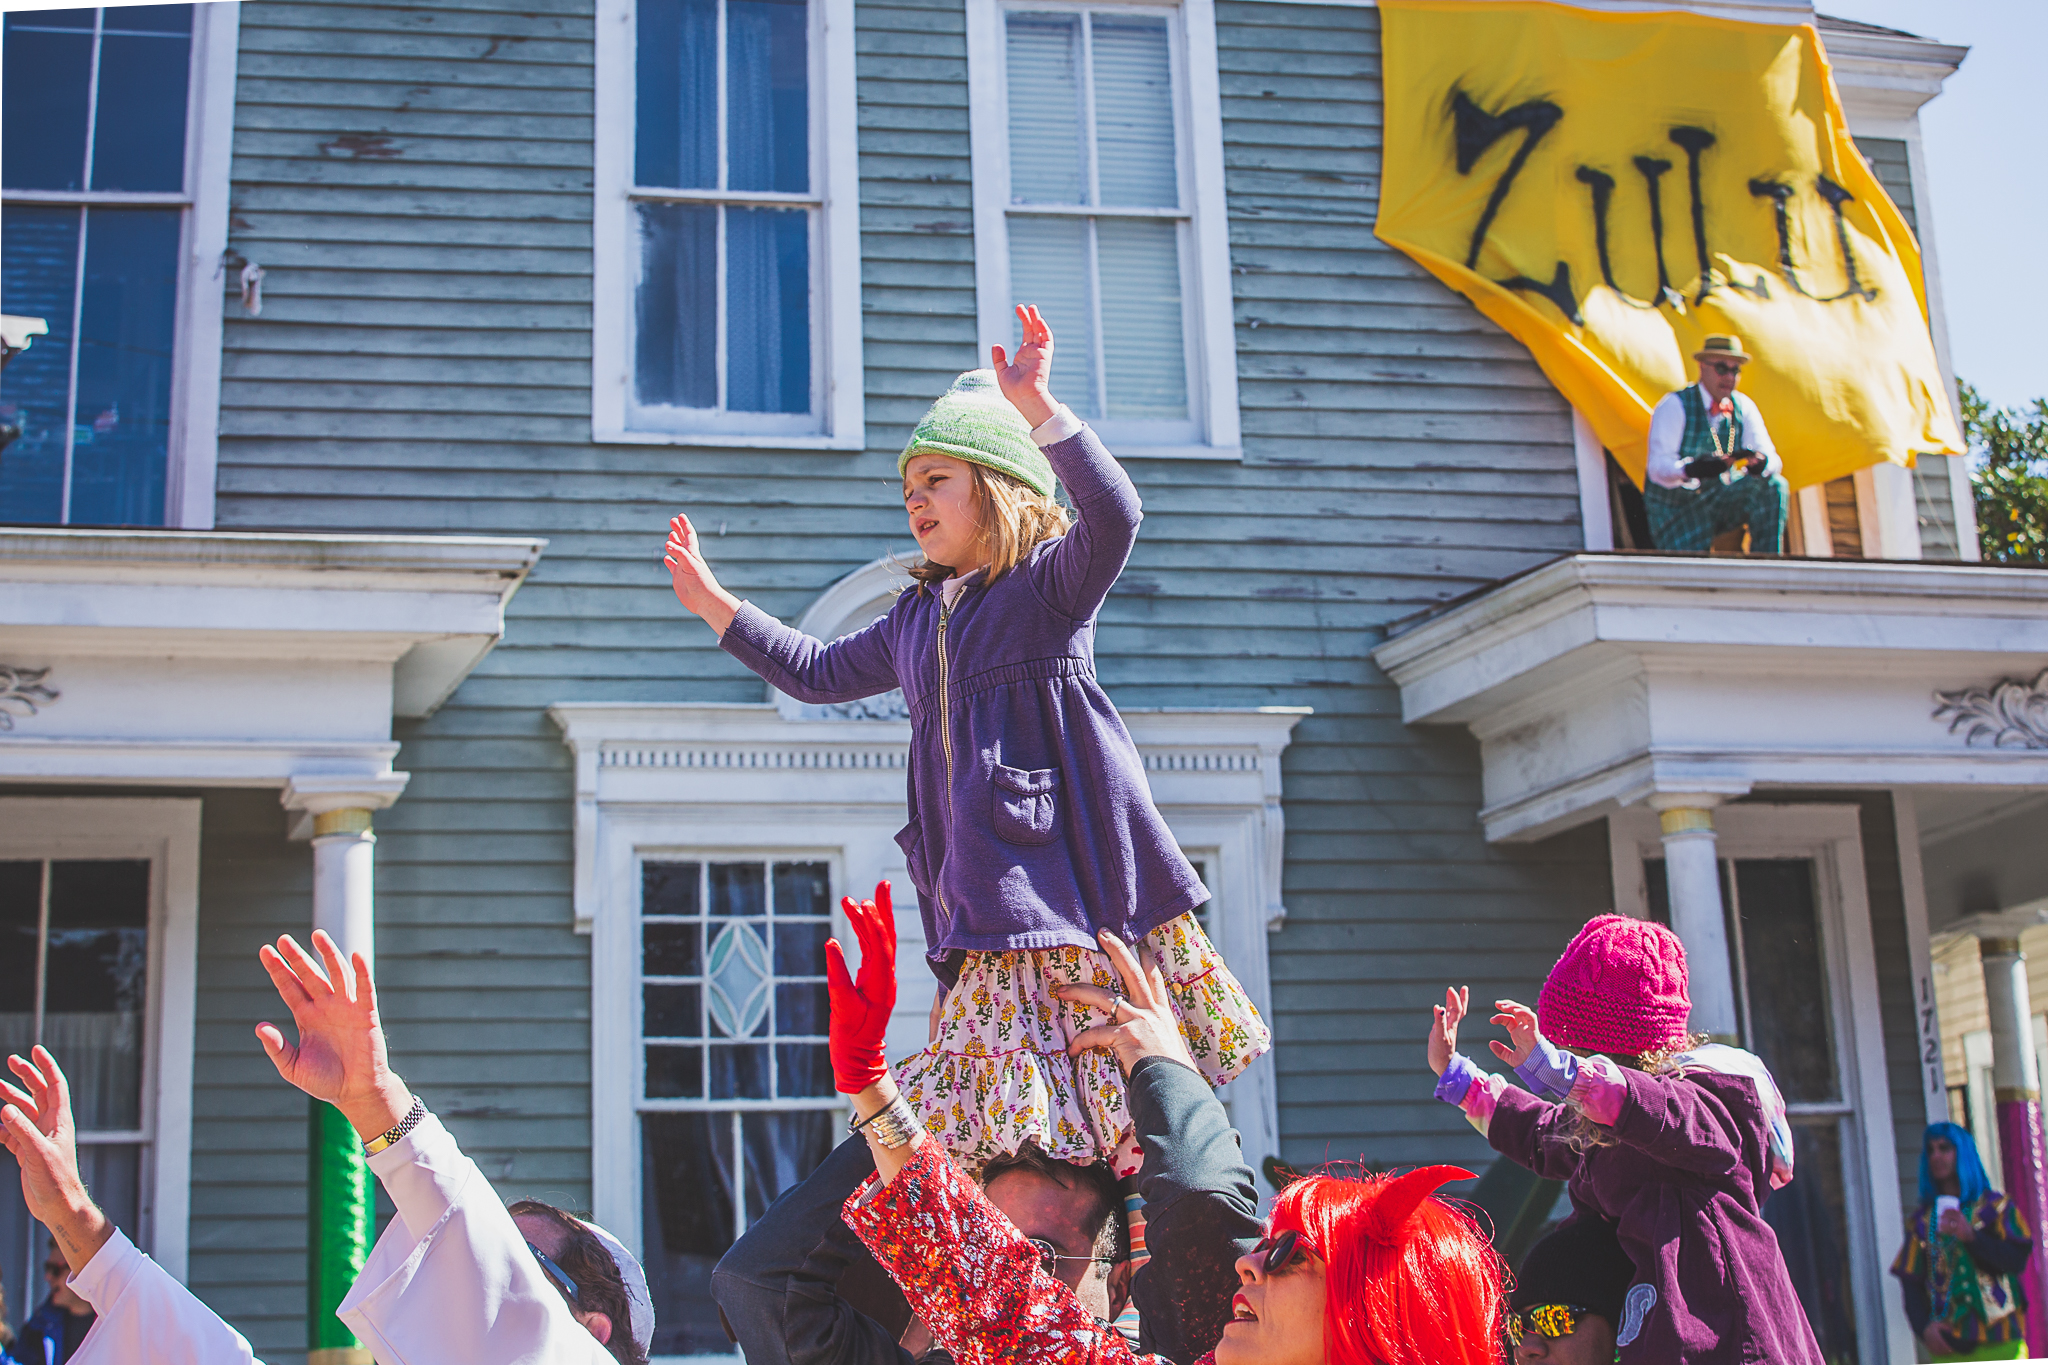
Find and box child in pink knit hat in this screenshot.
[1423,914,1815,1365]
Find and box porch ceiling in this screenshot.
[1371,554,2048,842]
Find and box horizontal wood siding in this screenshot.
[1854,133,1961,559]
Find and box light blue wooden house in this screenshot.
[4,2,2043,1362]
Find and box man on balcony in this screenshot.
[1643,335,1790,554]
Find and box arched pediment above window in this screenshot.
[772,554,915,721]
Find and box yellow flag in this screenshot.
[1374,0,1962,489]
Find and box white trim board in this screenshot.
[0,797,201,1284]
[590,0,864,449]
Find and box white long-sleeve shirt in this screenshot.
[63,1112,613,1365]
[1645,385,1781,489]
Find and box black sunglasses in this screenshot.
[1707,361,1743,377]
[1250,1229,1316,1275]
[528,1241,581,1303]
[1024,1237,1113,1278]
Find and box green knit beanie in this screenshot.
[898,370,1058,498]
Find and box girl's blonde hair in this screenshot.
[906,461,1070,588]
[1559,1031,1711,1152]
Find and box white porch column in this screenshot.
[283,774,409,961]
[1647,793,1739,1041]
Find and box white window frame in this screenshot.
[966,0,1241,460]
[0,3,237,530]
[0,797,200,1284]
[1609,802,1910,1364]
[592,0,864,449]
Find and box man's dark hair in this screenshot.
[980,1143,1127,1274]
[507,1199,649,1365]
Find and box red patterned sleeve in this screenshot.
[842,1140,1187,1365]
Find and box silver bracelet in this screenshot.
[363,1096,427,1156]
[851,1096,921,1150]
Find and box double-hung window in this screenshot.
[968,0,1238,456]
[635,856,839,1358]
[0,4,234,528]
[594,0,862,446]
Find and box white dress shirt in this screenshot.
[1645,385,1781,489]
[62,1113,613,1365]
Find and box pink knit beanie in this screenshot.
[1536,914,1692,1056]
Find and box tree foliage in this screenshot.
[1963,379,2048,565]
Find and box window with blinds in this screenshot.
[1002,8,1198,444]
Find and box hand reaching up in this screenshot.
[1489,999,1539,1067]
[1,1048,112,1271]
[663,513,742,636]
[825,881,898,1095]
[255,931,413,1142]
[1427,986,1469,1077]
[989,303,1059,430]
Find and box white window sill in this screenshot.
[1114,443,1243,461]
[594,427,867,450]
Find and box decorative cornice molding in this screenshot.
[0,664,57,730]
[1935,669,2048,750]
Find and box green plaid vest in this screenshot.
[1678,384,1744,460]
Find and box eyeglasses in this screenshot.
[1707,361,1743,377]
[528,1241,581,1304]
[1024,1237,1113,1278]
[1507,1303,1591,1340]
[1250,1229,1318,1276]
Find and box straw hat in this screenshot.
[1693,334,1751,364]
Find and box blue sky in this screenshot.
[1823,0,2047,413]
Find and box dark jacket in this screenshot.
[1127,1056,1263,1365]
[1489,1067,1826,1365]
[720,426,1208,983]
[16,1298,92,1365]
[709,1057,1253,1365]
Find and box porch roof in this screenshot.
[1371,553,2048,842]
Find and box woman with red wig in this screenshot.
[821,886,1507,1365]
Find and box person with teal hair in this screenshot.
[1892,1122,2034,1360]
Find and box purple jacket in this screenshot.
[1489,1068,1827,1365]
[720,424,1207,982]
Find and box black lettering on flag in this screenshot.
[1815,175,1877,301]
[1631,155,1680,307]
[1451,89,1564,270]
[1575,166,1658,309]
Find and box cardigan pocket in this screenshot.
[894,820,931,894]
[991,763,1061,846]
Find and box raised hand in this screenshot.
[1057,929,1196,1074]
[663,512,742,636]
[0,1048,112,1270]
[989,303,1059,429]
[825,881,898,1095]
[1489,999,1539,1067]
[1427,985,1469,1077]
[255,931,413,1142]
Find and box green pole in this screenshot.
[308,1099,372,1365]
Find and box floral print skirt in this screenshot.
[892,912,1270,1177]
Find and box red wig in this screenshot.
[1264,1165,1506,1365]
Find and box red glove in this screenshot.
[825,881,897,1094]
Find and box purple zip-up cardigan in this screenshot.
[1489,1068,1827,1365]
[719,423,1208,984]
